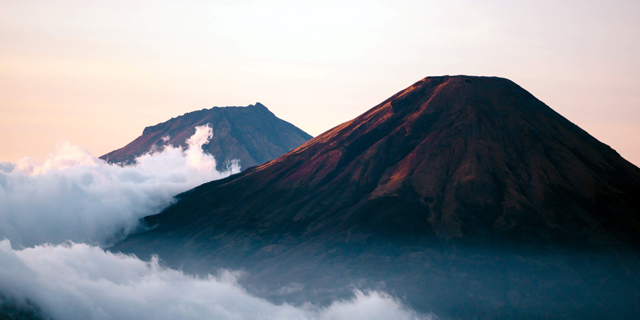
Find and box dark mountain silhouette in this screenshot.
[0,296,43,320]
[116,76,640,319]
[100,103,312,171]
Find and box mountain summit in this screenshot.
[101,103,312,171]
[141,76,640,247]
[117,76,640,319]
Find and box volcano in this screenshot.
[133,76,640,246]
[117,76,640,319]
[100,103,312,171]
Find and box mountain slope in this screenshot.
[116,76,640,319]
[141,76,640,247]
[100,103,312,171]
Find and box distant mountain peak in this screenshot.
[101,104,312,171]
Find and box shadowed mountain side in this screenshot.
[115,76,640,319]
[0,296,45,320]
[100,103,312,171]
[138,76,640,247]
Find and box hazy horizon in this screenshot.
[1,0,639,166]
[2,2,640,317]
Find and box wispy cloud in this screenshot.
[0,125,238,247]
[0,240,432,320]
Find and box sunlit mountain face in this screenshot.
[2,76,640,320]
[115,76,640,319]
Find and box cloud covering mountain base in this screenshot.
[0,125,239,247]
[0,240,431,320]
[0,125,433,319]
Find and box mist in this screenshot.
[0,239,431,320]
[0,125,434,319]
[0,125,239,247]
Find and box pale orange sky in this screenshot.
[1,0,639,166]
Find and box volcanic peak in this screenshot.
[145,75,640,248]
[116,76,640,319]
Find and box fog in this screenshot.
[0,125,239,247]
[0,126,433,319]
[0,240,430,320]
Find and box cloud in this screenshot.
[0,125,435,320]
[0,125,239,247]
[0,240,432,320]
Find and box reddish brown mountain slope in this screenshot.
[116,76,640,319]
[100,103,312,171]
[143,76,640,247]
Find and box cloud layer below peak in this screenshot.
[0,240,432,320]
[0,125,434,320]
[0,125,239,247]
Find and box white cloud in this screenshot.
[0,125,239,247]
[0,240,432,320]
[0,125,435,320]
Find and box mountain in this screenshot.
[100,103,312,171]
[116,76,640,319]
[134,76,640,246]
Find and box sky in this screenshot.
[0,2,638,317]
[1,0,639,166]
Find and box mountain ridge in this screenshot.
[100,103,313,171]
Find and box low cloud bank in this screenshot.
[0,240,432,320]
[0,125,239,247]
[0,125,435,320]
